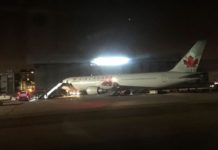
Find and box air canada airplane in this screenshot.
[52,40,207,96]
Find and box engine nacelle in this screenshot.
[86,86,105,95]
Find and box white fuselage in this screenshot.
[62,72,202,91]
[62,41,207,93]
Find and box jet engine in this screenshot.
[86,86,105,95]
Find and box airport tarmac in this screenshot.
[1,93,218,150]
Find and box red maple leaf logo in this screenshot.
[183,56,198,67]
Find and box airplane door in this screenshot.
[162,74,169,83]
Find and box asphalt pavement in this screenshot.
[1,93,218,150]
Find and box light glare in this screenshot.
[91,57,130,66]
[112,77,118,82]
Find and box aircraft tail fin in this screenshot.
[170,40,206,73]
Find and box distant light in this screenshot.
[28,88,33,93]
[91,57,130,66]
[210,84,215,88]
[76,91,80,95]
[30,71,34,74]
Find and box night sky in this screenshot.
[0,0,218,71]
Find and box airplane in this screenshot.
[44,40,207,98]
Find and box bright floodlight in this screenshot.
[91,57,130,66]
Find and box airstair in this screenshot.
[43,83,63,99]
